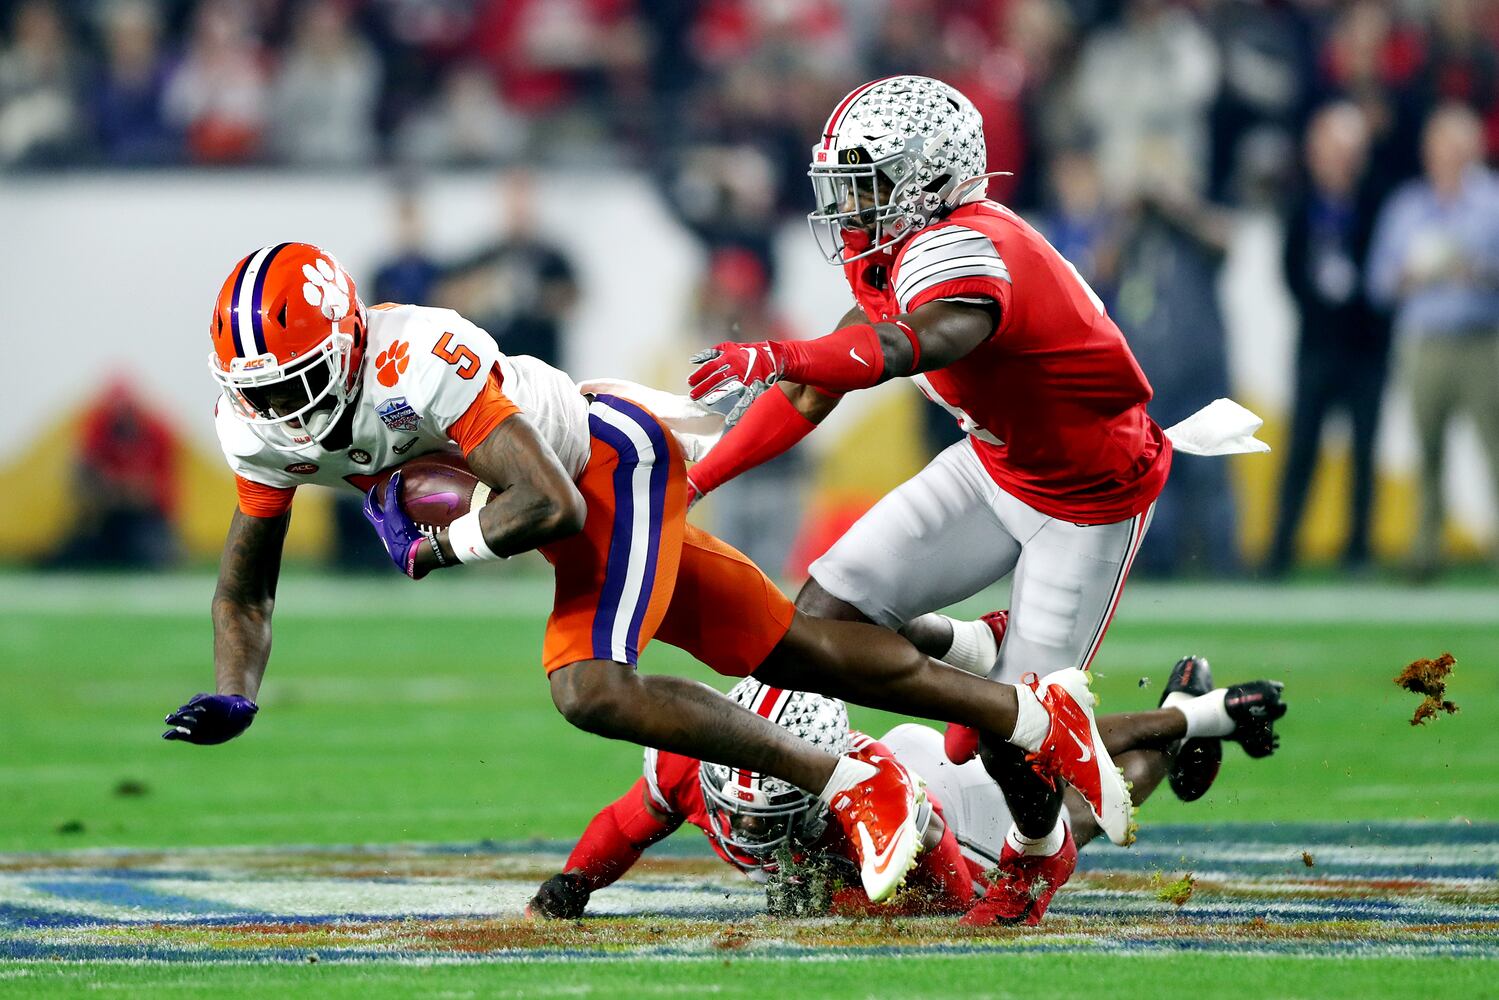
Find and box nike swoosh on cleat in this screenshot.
[1068,729,1093,763]
[859,822,908,875]
[849,348,869,366]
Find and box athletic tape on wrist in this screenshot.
[447,510,501,564]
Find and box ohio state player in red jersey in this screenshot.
[685,76,1184,925]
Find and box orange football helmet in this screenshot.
[209,242,368,449]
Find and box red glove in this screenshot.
[688,322,899,404]
[687,342,788,404]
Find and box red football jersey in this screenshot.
[845,201,1172,524]
[646,736,975,908]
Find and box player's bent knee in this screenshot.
[548,660,639,734]
[792,577,869,622]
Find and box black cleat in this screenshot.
[1223,680,1287,759]
[1159,655,1222,802]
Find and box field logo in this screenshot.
[377,397,421,433]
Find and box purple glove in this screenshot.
[363,470,427,579]
[162,693,258,745]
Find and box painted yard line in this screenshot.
[4,934,1499,964]
[2,821,1494,863]
[3,574,1499,625]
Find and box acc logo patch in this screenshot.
[284,462,319,475]
[377,396,421,433]
[349,448,372,465]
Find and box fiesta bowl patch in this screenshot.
[377,396,421,433]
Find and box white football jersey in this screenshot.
[217,304,591,491]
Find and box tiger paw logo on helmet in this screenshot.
[374,341,410,387]
[301,258,351,321]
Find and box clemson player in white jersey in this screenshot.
[161,242,1140,904]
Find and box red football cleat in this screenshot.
[960,827,1078,927]
[1023,668,1135,846]
[942,610,1009,765]
[825,747,926,903]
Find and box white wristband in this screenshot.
[447,509,501,564]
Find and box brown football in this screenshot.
[373,452,492,528]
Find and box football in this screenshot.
[374,452,492,528]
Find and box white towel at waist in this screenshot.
[577,378,725,462]
[1163,398,1271,456]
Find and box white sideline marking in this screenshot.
[2,573,1498,624]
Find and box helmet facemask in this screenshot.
[808,131,961,264]
[699,763,829,871]
[697,680,851,875]
[211,328,359,451]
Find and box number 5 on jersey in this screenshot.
[433,332,481,379]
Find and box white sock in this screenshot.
[817,754,879,806]
[1005,816,1066,857]
[938,616,999,676]
[1164,688,1233,739]
[1008,682,1050,752]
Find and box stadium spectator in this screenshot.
[1265,102,1389,577]
[90,0,179,166]
[1112,152,1241,577]
[1367,102,1499,578]
[1314,0,1425,196]
[1071,0,1221,200]
[466,0,649,150]
[47,379,179,570]
[1202,0,1309,204]
[0,0,84,167]
[436,170,579,369]
[267,0,381,166]
[162,0,270,164]
[1416,0,1498,151]
[392,62,526,165]
[690,247,808,577]
[1034,144,1121,305]
[372,186,442,307]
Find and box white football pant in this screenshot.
[810,437,1153,682]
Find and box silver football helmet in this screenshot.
[808,75,992,263]
[699,679,851,870]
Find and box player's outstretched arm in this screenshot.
[163,508,289,744]
[529,780,681,919]
[684,304,866,501]
[685,381,841,502]
[687,300,995,404]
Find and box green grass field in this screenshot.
[1,571,1495,996]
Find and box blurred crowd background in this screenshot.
[5,0,1499,583]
